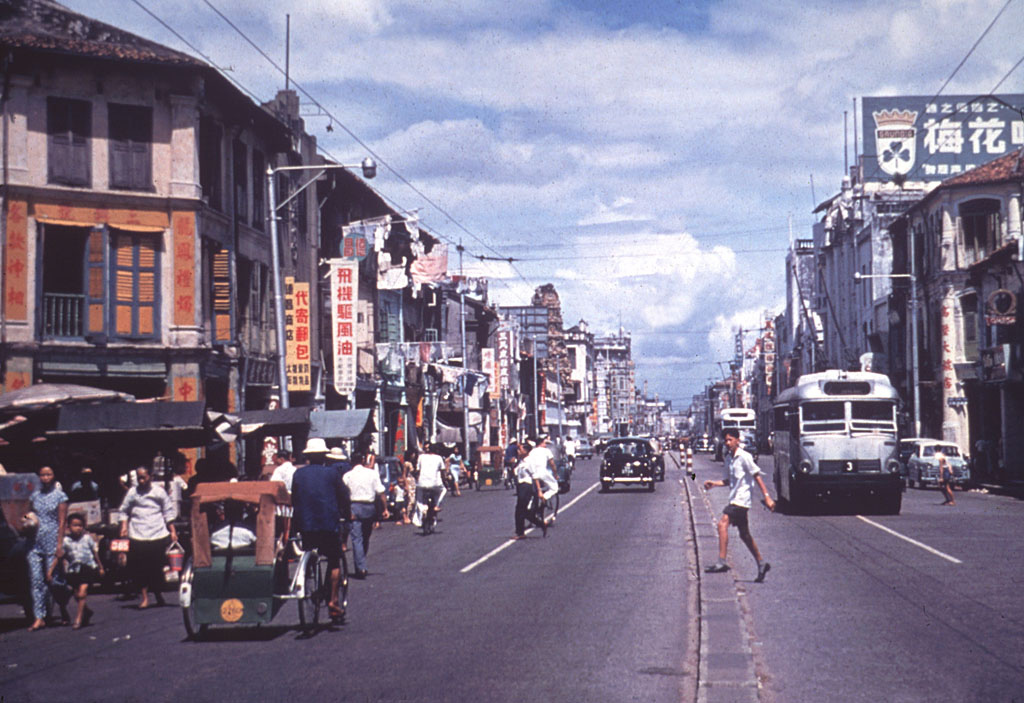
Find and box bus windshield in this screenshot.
[800,401,845,433]
[850,401,897,435]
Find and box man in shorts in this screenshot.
[703,428,776,582]
[291,438,350,620]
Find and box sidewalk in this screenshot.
[978,481,1024,500]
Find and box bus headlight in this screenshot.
[886,460,901,474]
[799,460,813,474]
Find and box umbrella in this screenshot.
[0,383,135,417]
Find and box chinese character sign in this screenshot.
[330,261,359,395]
[862,94,1024,183]
[482,348,498,400]
[285,277,311,392]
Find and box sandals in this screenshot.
[327,604,345,621]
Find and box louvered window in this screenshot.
[47,97,91,186]
[212,248,233,343]
[111,231,160,339]
[108,103,152,190]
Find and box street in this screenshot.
[2,453,1023,703]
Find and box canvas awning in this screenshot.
[308,408,375,440]
[239,406,311,435]
[435,419,480,444]
[50,400,211,446]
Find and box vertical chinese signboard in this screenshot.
[284,276,311,392]
[330,261,358,396]
[482,348,498,400]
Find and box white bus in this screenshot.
[772,370,902,514]
[714,408,757,461]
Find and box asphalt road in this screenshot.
[0,457,695,703]
[2,451,1022,703]
[689,450,1024,703]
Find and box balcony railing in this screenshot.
[43,293,85,338]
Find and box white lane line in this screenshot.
[856,515,963,564]
[460,481,600,574]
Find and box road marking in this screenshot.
[856,515,963,564]
[459,481,600,574]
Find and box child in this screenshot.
[51,513,104,629]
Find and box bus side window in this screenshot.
[773,406,789,432]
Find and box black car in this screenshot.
[600,437,658,492]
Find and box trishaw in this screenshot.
[179,481,347,639]
[473,446,505,489]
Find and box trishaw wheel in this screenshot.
[181,559,206,641]
[297,550,326,631]
[338,553,349,618]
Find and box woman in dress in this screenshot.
[119,466,177,608]
[27,465,68,631]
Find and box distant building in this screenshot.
[594,329,635,435]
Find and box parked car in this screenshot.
[576,436,594,460]
[905,440,971,489]
[599,437,658,492]
[898,437,929,482]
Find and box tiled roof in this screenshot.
[940,147,1024,187]
[0,0,205,67]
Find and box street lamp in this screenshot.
[267,158,377,409]
[853,271,920,437]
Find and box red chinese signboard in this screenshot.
[285,277,311,392]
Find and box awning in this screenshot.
[239,406,311,435]
[50,400,211,446]
[308,408,375,440]
[435,419,480,444]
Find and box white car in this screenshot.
[905,440,971,489]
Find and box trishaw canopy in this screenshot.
[190,481,290,568]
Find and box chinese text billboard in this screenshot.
[330,261,359,396]
[862,94,1024,183]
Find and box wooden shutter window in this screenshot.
[212,248,232,343]
[47,97,91,186]
[111,232,160,339]
[109,104,152,190]
[86,228,106,333]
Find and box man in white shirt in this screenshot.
[270,450,297,525]
[703,428,776,582]
[413,444,447,528]
[563,436,577,468]
[513,437,553,539]
[343,448,389,579]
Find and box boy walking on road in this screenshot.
[703,428,776,582]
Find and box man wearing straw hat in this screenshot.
[291,438,350,621]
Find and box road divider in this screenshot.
[460,481,600,574]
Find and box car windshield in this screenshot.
[938,445,960,457]
[607,441,646,457]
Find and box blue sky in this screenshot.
[63,0,1024,407]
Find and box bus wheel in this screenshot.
[884,490,902,515]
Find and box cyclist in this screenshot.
[512,438,550,540]
[503,440,524,488]
[291,438,349,621]
[445,447,467,496]
[563,435,577,469]
[413,443,446,529]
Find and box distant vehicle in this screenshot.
[905,440,971,489]
[599,437,658,492]
[576,436,594,459]
[716,408,756,461]
[773,370,903,514]
[693,435,714,453]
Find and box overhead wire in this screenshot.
[198,0,535,288]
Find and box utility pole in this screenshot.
[459,241,470,461]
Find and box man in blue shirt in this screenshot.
[291,438,350,620]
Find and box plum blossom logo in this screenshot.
[873,109,918,177]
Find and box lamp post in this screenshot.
[854,271,920,437]
[267,158,376,409]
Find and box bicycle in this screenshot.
[289,537,349,631]
[420,487,441,536]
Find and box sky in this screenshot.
[63,0,1024,409]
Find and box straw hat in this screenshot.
[303,437,329,455]
[325,446,348,461]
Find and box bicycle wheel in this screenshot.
[180,558,206,641]
[337,551,349,617]
[297,550,326,631]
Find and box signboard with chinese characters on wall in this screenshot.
[330,261,359,396]
[284,277,311,392]
[862,94,1024,183]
